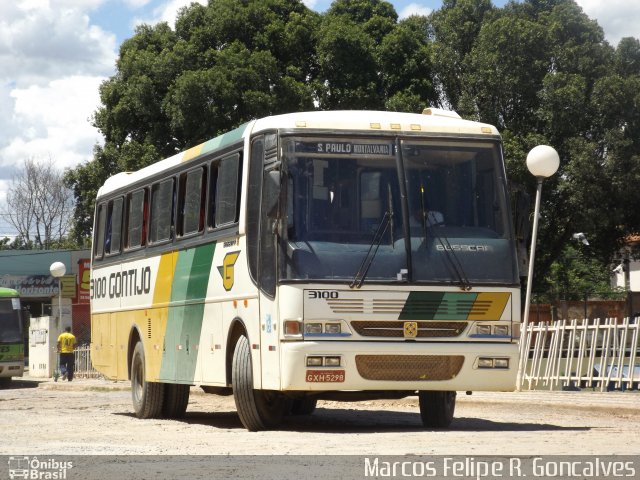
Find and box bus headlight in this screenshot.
[305,323,323,334]
[325,323,341,334]
[306,356,323,367]
[476,325,492,335]
[494,358,509,369]
[324,356,341,367]
[494,325,509,336]
[478,358,494,368]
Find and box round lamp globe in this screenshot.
[50,261,67,278]
[526,145,560,178]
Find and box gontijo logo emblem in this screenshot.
[218,251,240,291]
[404,321,418,338]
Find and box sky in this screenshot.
[0,0,639,237]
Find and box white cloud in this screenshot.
[123,0,152,7]
[0,1,116,84]
[575,0,640,46]
[1,76,104,172]
[399,3,432,20]
[0,0,117,199]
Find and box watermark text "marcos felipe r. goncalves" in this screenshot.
[364,457,636,479]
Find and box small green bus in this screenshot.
[0,288,24,387]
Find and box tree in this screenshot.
[4,158,74,250]
[428,0,494,111]
[67,0,443,239]
[64,0,640,297]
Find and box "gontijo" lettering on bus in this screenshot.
[91,267,151,299]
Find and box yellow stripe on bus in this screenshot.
[467,292,510,321]
[153,251,178,306]
[145,251,178,381]
[182,143,204,162]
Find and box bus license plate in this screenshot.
[306,370,345,383]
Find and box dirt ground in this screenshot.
[0,377,638,457]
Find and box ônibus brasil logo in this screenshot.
[8,457,73,480]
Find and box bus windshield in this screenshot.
[280,136,518,286]
[0,297,22,343]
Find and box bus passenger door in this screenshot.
[258,163,282,390]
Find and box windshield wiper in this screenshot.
[419,187,471,291]
[350,210,392,289]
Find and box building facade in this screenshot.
[0,250,91,343]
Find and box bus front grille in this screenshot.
[355,355,464,381]
[350,321,467,338]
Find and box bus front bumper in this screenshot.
[280,341,518,392]
[0,362,24,378]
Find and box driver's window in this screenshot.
[360,171,381,234]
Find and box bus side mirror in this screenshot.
[264,170,281,219]
[510,183,531,277]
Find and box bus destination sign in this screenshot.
[296,141,393,156]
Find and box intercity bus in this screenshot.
[0,288,24,386]
[91,109,522,430]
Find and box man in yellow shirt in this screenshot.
[57,326,76,381]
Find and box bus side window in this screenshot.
[149,178,175,243]
[94,203,106,260]
[208,161,219,229]
[216,153,241,226]
[209,152,242,229]
[105,197,123,255]
[178,167,206,237]
[125,189,147,250]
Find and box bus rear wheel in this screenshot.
[131,341,164,419]
[232,334,288,431]
[418,390,456,428]
[0,377,11,388]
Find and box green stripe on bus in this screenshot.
[436,292,479,320]
[159,243,216,382]
[0,288,19,298]
[399,292,445,320]
[399,291,480,320]
[200,123,249,156]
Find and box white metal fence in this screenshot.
[73,344,101,379]
[520,317,640,391]
[69,320,640,389]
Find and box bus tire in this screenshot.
[162,383,190,418]
[232,334,287,431]
[418,390,456,428]
[290,398,317,415]
[0,377,11,388]
[131,341,164,419]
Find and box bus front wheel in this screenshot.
[290,398,317,415]
[418,390,456,428]
[162,383,190,418]
[131,341,164,419]
[232,334,288,431]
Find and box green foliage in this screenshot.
[540,245,625,302]
[65,0,640,303]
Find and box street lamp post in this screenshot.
[516,145,560,391]
[50,261,66,329]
